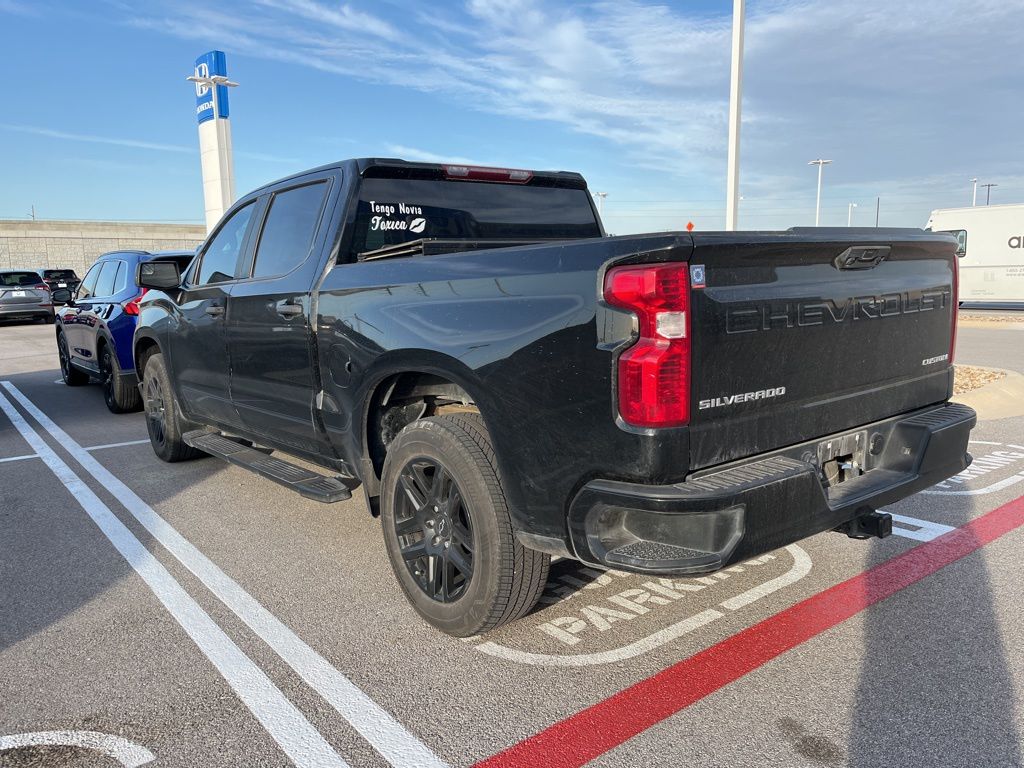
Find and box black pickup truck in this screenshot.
[133,158,974,636]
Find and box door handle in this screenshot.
[205,305,225,317]
[275,301,303,318]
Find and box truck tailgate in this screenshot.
[688,229,957,470]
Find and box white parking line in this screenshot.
[0,453,38,463]
[0,731,155,767]
[921,472,1024,497]
[83,439,151,451]
[885,512,957,542]
[473,545,812,666]
[0,388,350,768]
[1,381,448,768]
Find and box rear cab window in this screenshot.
[349,171,601,260]
[43,269,78,280]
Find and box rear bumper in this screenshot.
[0,303,52,317]
[568,403,976,575]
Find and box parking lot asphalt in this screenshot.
[2,319,1024,767]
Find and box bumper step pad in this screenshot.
[183,430,352,503]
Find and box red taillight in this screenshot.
[442,164,533,184]
[33,283,50,292]
[123,288,148,316]
[949,255,959,363]
[603,263,691,428]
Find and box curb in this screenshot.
[956,366,1024,421]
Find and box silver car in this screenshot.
[0,270,54,323]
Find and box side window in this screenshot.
[93,260,119,298]
[196,203,255,286]
[76,263,103,300]
[251,182,328,279]
[113,261,128,294]
[953,230,967,257]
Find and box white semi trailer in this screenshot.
[926,204,1024,305]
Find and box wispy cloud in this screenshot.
[0,123,296,163]
[1,123,192,153]
[117,0,1024,226]
[0,0,39,16]
[383,145,490,166]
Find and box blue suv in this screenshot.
[55,250,195,413]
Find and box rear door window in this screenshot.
[93,261,119,298]
[113,260,128,294]
[251,182,329,279]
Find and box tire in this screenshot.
[100,344,141,414]
[141,352,204,462]
[380,414,550,636]
[43,313,55,325]
[57,331,89,386]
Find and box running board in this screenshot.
[183,430,352,503]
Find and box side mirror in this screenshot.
[51,288,73,305]
[137,261,181,291]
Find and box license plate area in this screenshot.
[817,430,867,489]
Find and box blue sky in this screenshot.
[2,0,1022,233]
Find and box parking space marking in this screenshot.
[0,388,351,768]
[473,545,811,666]
[0,453,37,463]
[83,439,152,451]
[0,731,155,767]
[886,512,957,542]
[475,494,1024,768]
[1,382,449,768]
[923,472,1024,496]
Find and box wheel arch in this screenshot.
[359,359,487,507]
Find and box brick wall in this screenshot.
[0,220,207,276]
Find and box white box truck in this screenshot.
[926,204,1024,305]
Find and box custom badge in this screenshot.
[690,264,706,289]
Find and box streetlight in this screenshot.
[186,73,239,125]
[724,0,745,231]
[808,159,832,226]
[847,202,858,227]
[970,178,978,207]
[594,191,608,215]
[980,183,998,205]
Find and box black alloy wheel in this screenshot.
[58,332,87,386]
[144,373,167,449]
[100,348,116,409]
[394,458,475,603]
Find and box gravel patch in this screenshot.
[954,364,1006,395]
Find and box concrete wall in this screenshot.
[0,220,207,276]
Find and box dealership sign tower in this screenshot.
[188,51,237,232]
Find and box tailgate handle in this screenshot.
[834,246,890,270]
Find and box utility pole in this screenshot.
[808,159,832,226]
[27,205,36,221]
[980,183,997,205]
[970,178,978,207]
[847,202,857,227]
[875,197,880,227]
[594,192,608,215]
[724,0,745,231]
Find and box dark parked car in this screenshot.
[54,250,194,413]
[36,268,80,296]
[0,269,54,323]
[133,158,974,635]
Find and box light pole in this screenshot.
[808,159,832,226]
[980,183,998,205]
[970,178,978,207]
[724,0,745,231]
[847,202,858,227]
[594,191,608,215]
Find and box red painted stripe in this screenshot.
[476,495,1024,768]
